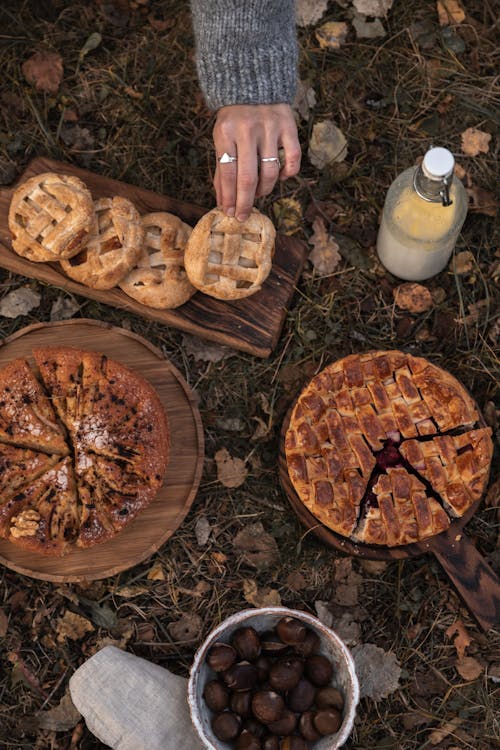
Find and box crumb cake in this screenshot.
[285,350,492,546]
[0,348,169,556]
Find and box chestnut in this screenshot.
[276,616,306,646]
[260,631,289,656]
[315,686,344,711]
[295,629,320,658]
[299,710,322,742]
[251,690,285,724]
[211,710,242,741]
[223,661,259,692]
[266,708,297,736]
[231,690,253,718]
[203,679,229,712]
[255,655,271,682]
[268,657,304,692]
[287,677,316,713]
[279,737,307,750]
[304,653,334,686]
[313,707,342,735]
[262,736,280,750]
[236,729,262,750]
[232,626,262,661]
[244,718,267,739]
[207,642,237,673]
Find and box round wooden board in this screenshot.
[0,319,204,582]
[278,405,478,562]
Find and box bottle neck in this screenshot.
[413,166,453,207]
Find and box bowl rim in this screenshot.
[188,606,360,750]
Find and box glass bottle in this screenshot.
[376,146,468,281]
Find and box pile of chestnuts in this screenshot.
[202,616,345,749]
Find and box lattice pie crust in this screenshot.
[285,350,492,546]
[8,172,94,261]
[0,348,169,556]
[184,207,275,300]
[119,212,195,309]
[60,196,144,290]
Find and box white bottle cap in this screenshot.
[422,147,455,180]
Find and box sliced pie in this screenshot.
[285,350,493,546]
[0,358,68,455]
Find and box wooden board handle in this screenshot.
[429,531,500,631]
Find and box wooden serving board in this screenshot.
[0,319,204,583]
[279,407,500,631]
[0,157,308,358]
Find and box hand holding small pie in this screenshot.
[213,103,301,222]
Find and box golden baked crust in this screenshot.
[184,207,275,300]
[119,212,195,308]
[285,350,492,546]
[8,172,94,261]
[60,196,144,290]
[0,358,68,455]
[0,348,170,556]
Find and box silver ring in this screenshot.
[218,152,238,164]
[260,156,280,165]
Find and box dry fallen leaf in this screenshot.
[243,579,282,608]
[0,607,8,637]
[146,561,165,581]
[352,0,394,17]
[456,656,484,681]
[35,689,81,731]
[181,333,232,363]
[330,612,361,647]
[445,619,472,660]
[315,21,349,49]
[393,283,433,313]
[272,197,303,235]
[215,447,248,488]
[195,515,212,546]
[352,13,386,38]
[114,585,149,598]
[466,186,498,217]
[437,0,466,25]
[233,522,279,569]
[428,716,463,745]
[22,50,63,93]
[308,120,348,169]
[314,601,333,628]
[461,127,492,156]
[167,613,202,644]
[293,80,317,122]
[452,250,474,275]
[332,558,362,607]
[0,287,41,318]
[50,295,80,321]
[296,0,328,27]
[56,611,94,642]
[352,643,402,700]
[309,217,342,274]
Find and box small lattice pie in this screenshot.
[285,350,493,547]
[8,172,94,261]
[0,348,170,556]
[184,207,275,300]
[119,212,195,308]
[60,196,144,290]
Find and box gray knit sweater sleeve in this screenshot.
[189,0,297,111]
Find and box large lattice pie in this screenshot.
[0,348,169,556]
[184,207,275,300]
[285,350,493,546]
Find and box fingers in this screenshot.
[213,104,302,223]
[279,123,301,181]
[214,144,238,217]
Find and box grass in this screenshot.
[0,0,498,748]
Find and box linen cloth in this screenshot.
[69,646,205,750]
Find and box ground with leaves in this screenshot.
[0,0,499,748]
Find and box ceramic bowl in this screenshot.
[188,606,359,749]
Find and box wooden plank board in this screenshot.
[0,157,307,357]
[0,319,204,583]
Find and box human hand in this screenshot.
[213,103,301,222]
